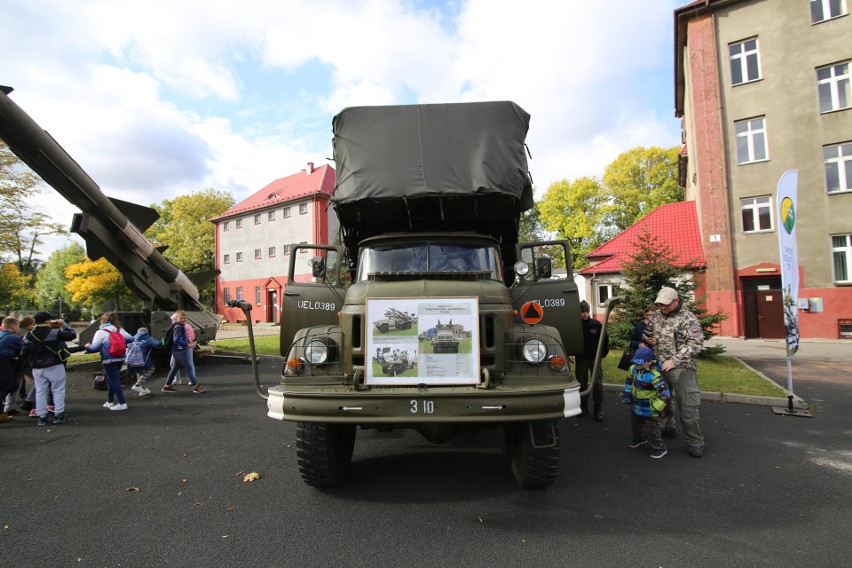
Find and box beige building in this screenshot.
[675,0,852,338]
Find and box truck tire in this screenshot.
[451,345,459,353]
[504,421,559,488]
[379,323,389,333]
[296,422,356,488]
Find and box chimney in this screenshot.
[306,162,314,174]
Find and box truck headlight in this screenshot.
[521,338,547,363]
[305,339,331,365]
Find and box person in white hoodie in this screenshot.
[85,312,135,411]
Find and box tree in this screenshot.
[0,141,68,274]
[35,242,86,315]
[538,176,607,269]
[609,229,727,357]
[64,257,139,315]
[147,189,234,274]
[600,146,682,239]
[0,262,35,312]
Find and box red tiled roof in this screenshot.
[212,163,335,220]
[579,201,705,274]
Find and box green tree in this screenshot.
[600,146,682,238]
[147,189,234,273]
[65,257,139,315]
[35,242,86,314]
[609,229,727,357]
[539,176,607,269]
[0,141,68,274]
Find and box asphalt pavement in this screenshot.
[1,335,850,567]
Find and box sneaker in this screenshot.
[53,413,70,425]
[661,429,678,438]
[139,388,152,397]
[192,385,207,394]
[103,401,116,408]
[593,409,604,423]
[131,384,145,394]
[0,413,13,423]
[37,416,48,426]
[47,405,55,414]
[627,439,647,449]
[688,445,704,458]
[110,403,128,411]
[650,449,668,459]
[161,385,177,393]
[29,409,38,417]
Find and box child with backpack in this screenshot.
[127,327,160,396]
[622,346,672,459]
[84,312,135,411]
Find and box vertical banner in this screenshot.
[777,170,799,357]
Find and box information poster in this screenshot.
[366,297,479,386]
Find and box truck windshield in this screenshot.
[358,242,502,281]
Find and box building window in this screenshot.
[299,203,308,215]
[223,288,230,303]
[811,0,848,23]
[268,210,276,221]
[236,252,243,262]
[255,285,261,305]
[254,214,261,225]
[817,61,850,113]
[223,254,230,264]
[832,234,852,283]
[729,38,761,86]
[740,196,773,233]
[735,117,768,164]
[254,248,261,259]
[223,221,230,231]
[236,218,243,229]
[825,141,852,193]
[236,287,243,301]
[283,207,291,218]
[299,241,308,253]
[596,284,612,307]
[268,246,276,257]
[283,245,291,255]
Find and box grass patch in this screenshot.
[601,354,786,397]
[209,335,282,355]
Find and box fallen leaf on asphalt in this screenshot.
[182,452,189,458]
[181,479,188,483]
[194,502,204,506]
[477,516,484,524]
[227,505,238,512]
[233,470,245,477]
[125,487,141,492]
[243,472,261,482]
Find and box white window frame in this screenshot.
[268,210,276,221]
[735,117,768,164]
[740,196,773,233]
[236,287,243,301]
[299,203,308,215]
[824,141,852,194]
[223,254,230,264]
[596,284,613,307]
[236,252,243,262]
[729,38,761,86]
[817,61,850,113]
[254,214,261,225]
[810,0,848,23]
[255,285,262,305]
[223,221,229,231]
[254,248,262,259]
[831,234,852,283]
[236,218,243,229]
[223,288,230,303]
[283,245,291,255]
[283,207,291,218]
[268,246,276,257]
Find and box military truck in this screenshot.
[431,321,461,353]
[377,348,416,376]
[270,102,605,489]
[373,308,416,334]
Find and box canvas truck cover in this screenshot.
[331,102,534,248]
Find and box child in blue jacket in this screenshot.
[623,347,672,458]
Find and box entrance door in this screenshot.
[267,289,279,323]
[756,290,785,338]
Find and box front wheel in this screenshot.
[504,421,559,488]
[296,422,356,488]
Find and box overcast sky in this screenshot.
[3,0,684,258]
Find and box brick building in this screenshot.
[211,163,337,323]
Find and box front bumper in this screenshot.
[267,383,581,423]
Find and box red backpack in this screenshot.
[108,330,127,357]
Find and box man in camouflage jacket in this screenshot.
[643,286,705,457]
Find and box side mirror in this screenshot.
[310,256,326,278]
[536,257,552,279]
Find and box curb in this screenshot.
[602,384,808,410]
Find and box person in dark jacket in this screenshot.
[572,300,610,422]
[21,312,76,426]
[161,310,206,394]
[629,306,658,352]
[0,316,23,423]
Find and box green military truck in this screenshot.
[269,102,595,488]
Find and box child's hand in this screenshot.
[621,394,632,405]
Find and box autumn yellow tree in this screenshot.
[539,176,608,269]
[64,257,138,314]
[0,262,36,311]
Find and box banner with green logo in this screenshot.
[776,170,799,356]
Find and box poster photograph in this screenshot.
[366,297,479,386]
